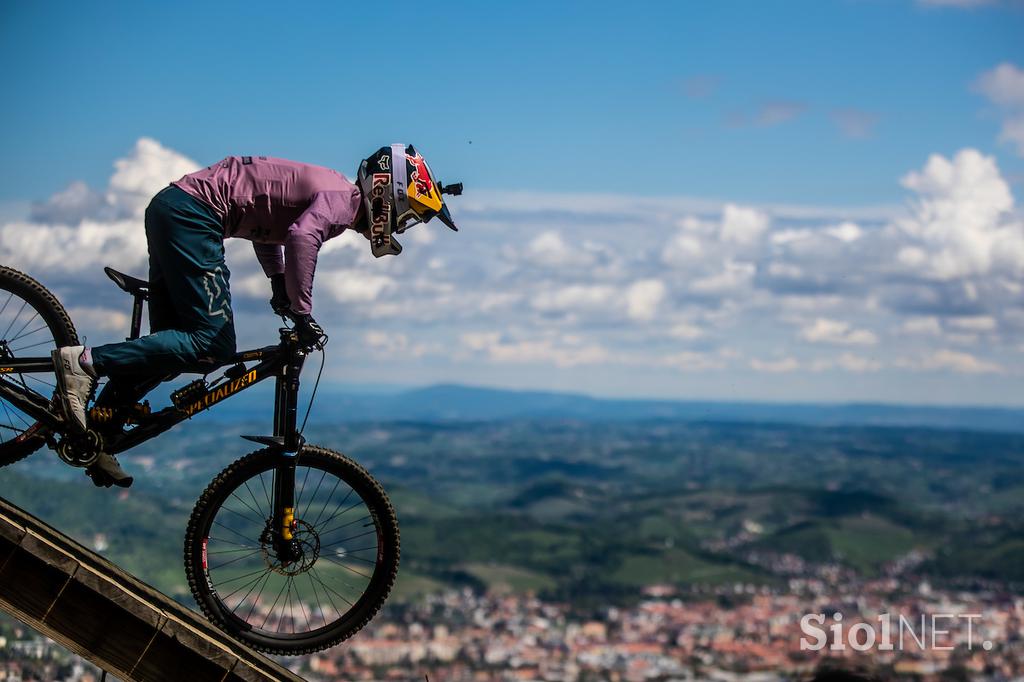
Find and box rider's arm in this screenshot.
[284,189,361,315]
[252,242,285,276]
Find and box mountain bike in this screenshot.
[0,265,400,655]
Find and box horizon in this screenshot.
[320,379,1024,411]
[2,2,1023,405]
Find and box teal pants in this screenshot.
[91,186,236,378]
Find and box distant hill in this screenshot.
[213,381,1024,433]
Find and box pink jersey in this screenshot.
[172,156,361,315]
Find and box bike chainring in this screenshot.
[55,429,103,467]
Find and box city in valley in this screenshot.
[1,412,1022,680]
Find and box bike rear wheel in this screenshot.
[0,266,79,466]
[184,445,400,655]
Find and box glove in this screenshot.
[270,273,290,316]
[293,314,327,350]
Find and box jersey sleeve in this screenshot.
[284,189,361,315]
[252,242,285,277]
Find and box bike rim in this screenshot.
[198,458,385,640]
[0,288,60,446]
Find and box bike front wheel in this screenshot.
[184,446,400,655]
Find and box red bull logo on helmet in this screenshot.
[369,173,391,238]
[406,152,435,199]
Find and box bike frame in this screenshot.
[0,327,309,546]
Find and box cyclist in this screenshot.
[51,145,460,487]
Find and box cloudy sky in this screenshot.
[1,1,1023,405]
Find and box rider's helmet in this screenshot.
[357,144,462,257]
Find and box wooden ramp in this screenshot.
[0,497,305,682]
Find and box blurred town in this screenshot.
[2,574,1021,682]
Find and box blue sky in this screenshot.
[1,1,1024,405]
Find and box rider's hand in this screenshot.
[270,273,290,316]
[292,313,327,350]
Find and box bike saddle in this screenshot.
[104,266,149,297]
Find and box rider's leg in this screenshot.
[88,186,236,375]
[55,186,233,488]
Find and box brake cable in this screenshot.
[295,334,328,458]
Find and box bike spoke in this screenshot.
[306,572,331,628]
[0,292,13,319]
[316,553,373,580]
[319,528,378,548]
[207,546,262,555]
[208,548,262,571]
[309,567,356,608]
[257,470,273,509]
[9,312,40,344]
[259,578,291,631]
[315,496,364,534]
[24,374,55,389]
[220,502,264,527]
[11,338,57,353]
[242,571,275,623]
[230,487,265,522]
[318,513,372,537]
[294,465,314,519]
[241,480,266,518]
[2,300,28,340]
[212,520,260,545]
[8,322,47,344]
[212,566,273,588]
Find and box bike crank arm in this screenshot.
[0,376,64,431]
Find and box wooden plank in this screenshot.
[0,497,305,682]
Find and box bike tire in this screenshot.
[0,266,79,466]
[184,445,400,655]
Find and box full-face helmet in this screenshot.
[357,144,462,257]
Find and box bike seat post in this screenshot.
[129,292,146,340]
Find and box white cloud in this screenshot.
[65,306,130,333]
[319,271,395,303]
[948,315,997,332]
[974,63,1024,156]
[660,350,725,371]
[826,222,862,243]
[625,279,666,321]
[663,231,704,265]
[524,231,594,268]
[836,353,882,373]
[532,285,617,313]
[460,332,610,367]
[897,148,1024,278]
[920,349,1002,374]
[720,204,769,244]
[668,322,704,340]
[691,260,756,294]
[974,62,1024,108]
[800,318,878,346]
[750,357,800,373]
[1000,115,1024,156]
[108,138,199,216]
[901,317,942,336]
